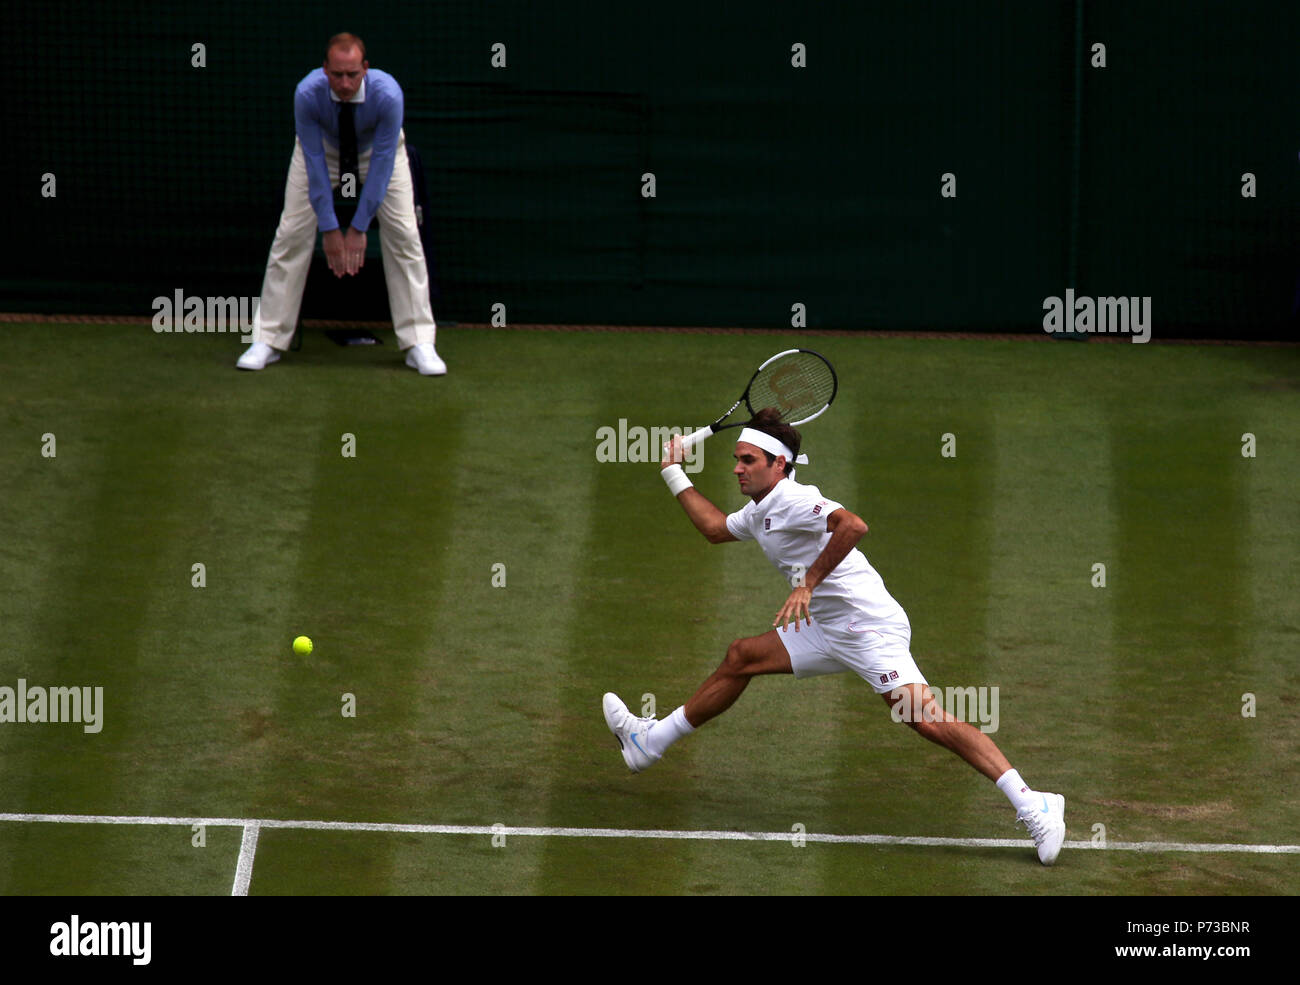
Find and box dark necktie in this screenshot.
[338,102,358,197]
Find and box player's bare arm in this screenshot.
[661,435,737,543]
[773,508,868,632]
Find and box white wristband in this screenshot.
[661,464,693,496]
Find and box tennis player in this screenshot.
[601,407,1067,865]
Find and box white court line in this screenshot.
[231,822,260,897]
[1,812,1297,855]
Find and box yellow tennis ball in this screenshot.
[292,635,313,656]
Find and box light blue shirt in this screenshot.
[293,67,404,233]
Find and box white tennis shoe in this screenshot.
[235,341,281,371]
[1016,792,1066,866]
[601,692,661,773]
[405,342,447,376]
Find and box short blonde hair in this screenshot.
[326,33,366,62]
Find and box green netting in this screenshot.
[9,1,1299,336]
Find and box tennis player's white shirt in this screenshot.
[725,478,909,634]
[725,477,925,691]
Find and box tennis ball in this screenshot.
[292,635,313,656]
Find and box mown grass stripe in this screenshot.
[834,341,996,892]
[984,390,1115,826]
[2,406,202,890]
[536,390,714,893]
[407,333,608,894]
[1242,380,1300,833]
[242,399,466,892]
[1109,408,1249,844]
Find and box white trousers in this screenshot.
[252,130,436,351]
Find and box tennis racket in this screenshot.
[679,348,838,451]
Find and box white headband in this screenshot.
[738,428,809,466]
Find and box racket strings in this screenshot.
[748,354,836,423]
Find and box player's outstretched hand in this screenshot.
[661,434,686,470]
[774,585,812,633]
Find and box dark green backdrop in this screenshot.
[10,1,1299,337]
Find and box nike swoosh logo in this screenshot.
[1040,795,1050,814]
[630,733,649,757]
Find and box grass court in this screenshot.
[1,323,1297,895]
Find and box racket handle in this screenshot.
[679,426,714,451]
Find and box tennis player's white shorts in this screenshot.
[775,618,927,694]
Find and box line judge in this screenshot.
[236,33,446,375]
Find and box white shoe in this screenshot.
[601,692,661,773]
[236,341,281,371]
[404,342,447,376]
[1016,792,1066,866]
